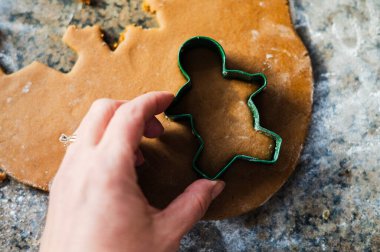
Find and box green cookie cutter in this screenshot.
[165,36,282,180]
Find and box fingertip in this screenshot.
[149,91,174,100]
[157,91,175,110]
[144,116,164,138]
[187,179,225,200]
[156,179,225,237]
[210,180,225,199]
[158,90,175,98]
[136,91,175,118]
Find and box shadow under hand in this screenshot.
[137,42,311,219]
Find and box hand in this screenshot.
[40,91,225,252]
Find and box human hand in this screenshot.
[40,91,225,252]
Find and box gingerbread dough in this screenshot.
[0,0,312,219]
[170,47,275,175]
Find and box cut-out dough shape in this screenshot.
[0,0,313,219]
[165,36,282,180]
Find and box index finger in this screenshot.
[101,91,174,151]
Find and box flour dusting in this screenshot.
[21,81,32,93]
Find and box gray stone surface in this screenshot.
[1,0,379,251]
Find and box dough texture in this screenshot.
[0,0,312,219]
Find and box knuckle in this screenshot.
[92,98,113,108]
[97,159,134,190]
[90,98,115,114]
[117,103,144,125]
[126,102,143,118]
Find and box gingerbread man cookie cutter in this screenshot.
[165,36,282,180]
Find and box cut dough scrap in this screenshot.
[0,0,312,219]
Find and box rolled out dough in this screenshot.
[0,0,312,219]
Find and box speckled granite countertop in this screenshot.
[0,0,379,251]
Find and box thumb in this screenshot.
[156,179,225,239]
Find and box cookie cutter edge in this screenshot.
[165,36,282,180]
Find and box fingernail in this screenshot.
[211,181,225,200]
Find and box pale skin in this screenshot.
[40,91,225,252]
